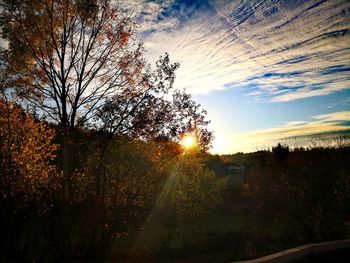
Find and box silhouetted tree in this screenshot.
[0,0,213,259]
[0,0,212,203]
[272,143,289,160]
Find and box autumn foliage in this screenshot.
[0,101,60,208]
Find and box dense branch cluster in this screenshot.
[1,0,212,147]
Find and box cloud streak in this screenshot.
[139,0,350,102]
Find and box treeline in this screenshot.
[221,143,350,247]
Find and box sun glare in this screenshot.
[181,134,197,149]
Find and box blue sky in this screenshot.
[129,0,350,153]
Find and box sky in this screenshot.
[129,0,350,154]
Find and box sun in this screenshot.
[181,134,197,149]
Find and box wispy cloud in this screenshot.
[213,111,350,153]
[139,0,350,102]
[312,111,350,122]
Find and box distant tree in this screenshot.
[272,143,289,160]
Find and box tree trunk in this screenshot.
[62,131,73,203]
[61,129,74,257]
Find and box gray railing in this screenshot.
[230,239,350,263]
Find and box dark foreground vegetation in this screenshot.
[0,99,223,262]
[106,141,350,263]
[1,104,349,262]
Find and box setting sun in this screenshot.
[181,134,197,149]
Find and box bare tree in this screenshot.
[0,1,214,257]
[1,0,151,128]
[1,0,212,201]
